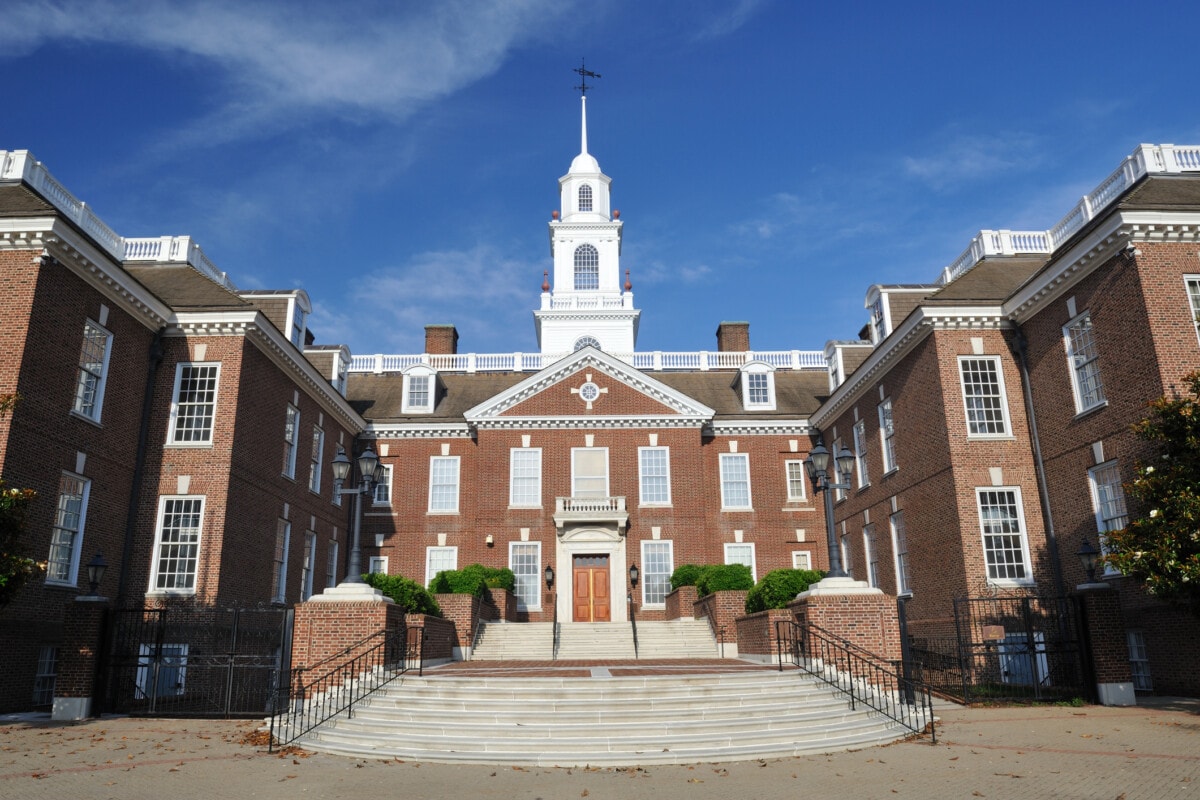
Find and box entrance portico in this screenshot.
[555,523,629,624]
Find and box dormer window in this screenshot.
[827,352,841,392]
[288,294,311,348]
[574,244,599,290]
[402,365,437,414]
[870,296,885,344]
[578,184,593,212]
[738,362,776,411]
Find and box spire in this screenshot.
[581,95,588,156]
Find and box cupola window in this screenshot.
[574,244,599,290]
[578,184,593,212]
[574,336,601,351]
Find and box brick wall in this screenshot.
[734,608,793,658]
[664,586,698,619]
[411,613,456,661]
[791,590,902,663]
[694,590,747,648]
[290,600,407,690]
[434,593,492,650]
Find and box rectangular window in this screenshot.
[271,519,290,603]
[1089,461,1128,575]
[301,531,316,600]
[977,488,1032,583]
[1185,276,1200,344]
[509,541,541,611]
[1064,312,1106,412]
[32,646,57,707]
[1127,630,1153,691]
[136,643,188,698]
[839,523,853,576]
[863,524,879,588]
[72,320,112,421]
[168,364,220,444]
[425,546,458,587]
[368,556,388,575]
[509,449,542,507]
[408,375,430,409]
[571,447,609,498]
[46,473,89,585]
[891,510,911,595]
[785,460,807,502]
[282,405,299,478]
[308,426,324,493]
[833,439,846,501]
[641,540,674,607]
[853,420,869,487]
[373,464,393,505]
[638,447,671,505]
[792,551,812,571]
[150,496,204,593]
[429,456,461,512]
[747,373,770,405]
[959,356,1011,436]
[326,539,339,587]
[723,542,756,581]
[997,632,1047,686]
[719,453,752,509]
[878,398,897,473]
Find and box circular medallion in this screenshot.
[579,381,600,402]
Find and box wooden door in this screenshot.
[572,554,611,622]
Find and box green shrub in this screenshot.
[428,564,515,595]
[363,573,441,616]
[744,569,825,613]
[695,563,754,597]
[670,564,703,591]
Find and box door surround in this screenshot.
[556,525,627,623]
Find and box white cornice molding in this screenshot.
[473,415,709,430]
[709,420,812,436]
[364,422,472,439]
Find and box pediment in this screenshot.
[463,348,714,425]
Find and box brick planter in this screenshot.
[409,613,456,663]
[665,586,698,620]
[735,609,794,664]
[789,581,901,663]
[694,590,747,657]
[434,593,494,658]
[290,599,408,692]
[486,587,519,622]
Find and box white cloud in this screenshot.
[690,0,771,42]
[902,133,1041,190]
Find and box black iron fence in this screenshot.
[776,619,936,743]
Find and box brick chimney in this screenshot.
[716,321,750,353]
[424,324,459,355]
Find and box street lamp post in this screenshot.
[803,439,856,580]
[332,444,382,585]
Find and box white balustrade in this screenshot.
[348,348,827,374]
[556,496,626,513]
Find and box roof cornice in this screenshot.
[364,422,473,439]
[709,420,812,436]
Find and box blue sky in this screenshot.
[3,0,1199,358]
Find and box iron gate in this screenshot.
[102,605,293,717]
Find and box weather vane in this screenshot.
[574,59,601,95]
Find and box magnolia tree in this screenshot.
[0,393,41,607]
[1104,372,1200,609]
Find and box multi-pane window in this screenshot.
[833,439,847,501]
[32,646,57,706]
[785,460,807,502]
[977,488,1032,583]
[408,375,430,409]
[368,556,388,574]
[72,321,112,421]
[308,426,324,493]
[574,244,599,290]
[1064,312,1106,412]
[747,373,770,405]
[168,364,219,444]
[853,420,869,488]
[638,447,671,505]
[891,510,911,595]
[509,449,542,507]
[792,551,812,570]
[510,542,541,610]
[1185,276,1200,343]
[959,357,1010,436]
[290,303,306,348]
[46,473,89,585]
[1089,461,1128,574]
[572,448,608,498]
[373,464,393,505]
[574,336,601,351]
[301,532,316,600]
[1127,630,1153,691]
[578,184,593,212]
[282,405,299,478]
[724,543,756,581]
[719,453,752,509]
[326,540,339,587]
[271,520,290,603]
[425,546,458,586]
[641,540,673,606]
[151,497,204,592]
[839,524,853,576]
[878,398,897,472]
[429,456,460,512]
[863,524,879,588]
[136,643,187,697]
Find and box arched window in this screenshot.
[578,184,593,212]
[574,244,599,290]
[574,336,601,351]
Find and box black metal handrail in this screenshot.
[775,619,936,744]
[551,592,559,660]
[269,624,422,751]
[629,595,639,659]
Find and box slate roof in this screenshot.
[125,264,251,310]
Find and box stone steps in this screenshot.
[471,620,718,661]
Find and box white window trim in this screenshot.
[148,495,205,596]
[878,398,897,474]
[785,460,808,502]
[637,446,672,506]
[368,556,389,575]
[839,523,853,577]
[326,540,339,587]
[1088,460,1127,576]
[425,546,458,587]
[1185,275,1200,346]
[976,486,1035,586]
[1063,311,1107,415]
[300,531,317,600]
[308,425,324,494]
[739,362,777,411]
[282,405,300,479]
[719,452,753,510]
[1127,630,1153,691]
[509,541,542,612]
[508,448,542,508]
[890,510,912,597]
[71,319,112,423]
[958,355,1013,439]
[571,447,610,498]
[166,363,221,446]
[45,472,90,587]
[863,525,879,588]
[640,539,674,608]
[832,439,847,502]
[402,366,437,414]
[272,519,291,604]
[723,542,757,582]
[853,420,869,488]
[428,455,461,513]
[792,551,813,571]
[373,464,393,506]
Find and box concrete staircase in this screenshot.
[471,620,718,661]
[294,669,923,766]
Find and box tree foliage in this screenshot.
[0,393,41,608]
[1103,371,1200,608]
